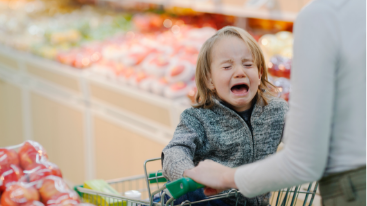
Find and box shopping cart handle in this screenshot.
[149,172,167,183]
[166,177,205,199]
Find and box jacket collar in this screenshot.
[212,97,265,119]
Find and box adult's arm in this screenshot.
[233,1,339,197]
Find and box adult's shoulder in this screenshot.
[296,0,340,25]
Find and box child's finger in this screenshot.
[203,187,220,196]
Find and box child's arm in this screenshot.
[162,110,205,181]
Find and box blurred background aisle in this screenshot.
[0,0,311,186]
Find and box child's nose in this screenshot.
[234,66,246,78]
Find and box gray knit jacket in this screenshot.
[162,97,289,206]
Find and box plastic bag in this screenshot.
[18,141,48,170]
[1,182,41,206]
[39,176,79,205]
[0,141,81,206]
[0,164,24,192]
[0,148,20,167]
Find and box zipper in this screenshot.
[239,117,254,162]
[215,102,256,162]
[227,112,254,161]
[245,118,255,162]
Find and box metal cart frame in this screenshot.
[74,158,319,206]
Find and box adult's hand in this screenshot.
[183,160,238,196]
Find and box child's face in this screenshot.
[208,36,261,112]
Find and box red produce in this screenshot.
[18,142,47,158]
[150,56,169,67]
[18,141,48,170]
[0,149,19,167]
[281,92,290,102]
[38,176,69,204]
[268,55,291,79]
[0,165,24,192]
[25,162,62,181]
[45,192,80,206]
[23,166,52,184]
[40,162,62,178]
[21,201,45,206]
[171,82,186,91]
[170,65,185,77]
[0,183,39,206]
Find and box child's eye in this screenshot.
[224,66,231,70]
[244,64,253,67]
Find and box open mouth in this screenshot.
[231,83,249,95]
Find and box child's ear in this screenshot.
[207,76,215,90]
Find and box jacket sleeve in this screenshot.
[162,109,205,181]
[234,2,338,197]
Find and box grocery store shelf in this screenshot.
[92,103,172,145]
[0,46,84,80]
[87,73,173,109]
[0,45,184,139]
[100,0,305,21]
[0,58,85,112]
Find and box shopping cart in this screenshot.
[74,158,319,206]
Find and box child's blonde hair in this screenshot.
[194,26,278,109]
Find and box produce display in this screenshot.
[0,141,87,206]
[56,26,215,99]
[83,179,124,206]
[0,1,133,57]
[0,0,233,101]
[1,183,41,206]
[0,0,293,103]
[259,31,293,101]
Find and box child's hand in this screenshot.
[183,160,238,196]
[203,187,225,196]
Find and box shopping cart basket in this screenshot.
[74,158,319,206]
